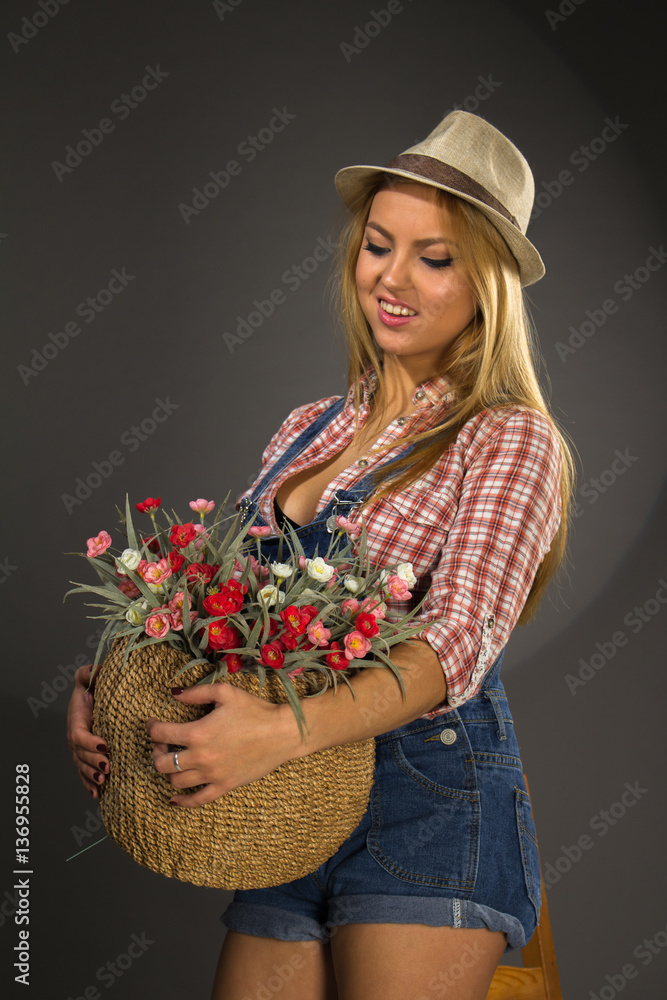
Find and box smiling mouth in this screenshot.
[378,298,417,316]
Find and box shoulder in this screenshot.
[260,393,344,463]
[457,405,562,467]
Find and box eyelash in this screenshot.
[362,239,456,269]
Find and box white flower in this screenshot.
[395,562,417,588]
[381,563,417,588]
[125,600,150,625]
[306,557,335,583]
[343,574,364,594]
[116,548,142,575]
[270,562,294,579]
[258,584,286,607]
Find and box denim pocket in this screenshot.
[515,787,542,923]
[367,722,480,892]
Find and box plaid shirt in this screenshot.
[238,371,562,718]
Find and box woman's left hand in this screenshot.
[145,683,297,807]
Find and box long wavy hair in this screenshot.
[327,174,575,624]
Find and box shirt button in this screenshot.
[439,728,457,745]
[414,390,426,402]
[357,458,369,468]
[397,417,407,426]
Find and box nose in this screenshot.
[379,250,412,292]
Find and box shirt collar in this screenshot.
[346,367,455,411]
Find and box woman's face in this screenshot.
[355,182,476,372]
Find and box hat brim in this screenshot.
[334,164,545,287]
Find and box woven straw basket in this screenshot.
[92,638,376,889]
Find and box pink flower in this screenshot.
[360,596,387,619]
[86,531,112,558]
[169,607,198,632]
[298,555,307,569]
[248,525,271,537]
[385,574,412,600]
[144,611,171,639]
[288,665,305,678]
[139,558,172,586]
[307,621,331,647]
[118,577,141,599]
[343,631,373,660]
[335,515,361,538]
[341,598,361,616]
[193,523,210,551]
[189,498,215,514]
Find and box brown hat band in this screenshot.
[384,154,521,231]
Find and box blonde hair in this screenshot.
[327,174,575,624]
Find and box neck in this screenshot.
[374,355,439,418]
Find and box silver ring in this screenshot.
[173,751,183,772]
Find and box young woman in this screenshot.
[68,111,573,999]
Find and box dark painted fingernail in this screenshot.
[96,744,108,753]
[93,771,102,782]
[89,788,96,797]
[99,760,109,772]
[171,688,183,696]
[168,799,178,806]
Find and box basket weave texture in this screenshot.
[92,638,376,889]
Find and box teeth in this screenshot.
[380,299,416,317]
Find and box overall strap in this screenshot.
[248,396,347,502]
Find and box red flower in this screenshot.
[300,605,320,623]
[278,631,299,651]
[356,612,380,638]
[326,642,347,670]
[203,581,246,616]
[185,562,216,584]
[260,618,280,641]
[224,653,244,673]
[280,605,308,635]
[170,523,197,548]
[135,497,161,512]
[260,642,285,669]
[142,534,160,554]
[168,551,185,573]
[206,622,241,651]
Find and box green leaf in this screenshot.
[124,494,138,550]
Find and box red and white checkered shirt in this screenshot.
[238,371,562,717]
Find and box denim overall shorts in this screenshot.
[220,399,542,951]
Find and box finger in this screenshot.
[152,747,190,775]
[73,746,110,773]
[168,784,226,808]
[145,717,202,746]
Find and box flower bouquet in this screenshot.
[66,494,425,889]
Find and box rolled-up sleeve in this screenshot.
[416,407,562,714]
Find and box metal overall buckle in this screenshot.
[326,490,365,533]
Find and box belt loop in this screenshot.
[485,689,507,741]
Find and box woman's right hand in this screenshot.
[66,663,109,798]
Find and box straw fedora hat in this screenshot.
[334,110,544,287]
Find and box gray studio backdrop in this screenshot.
[3,1,666,997]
